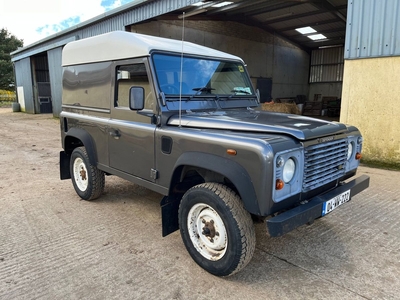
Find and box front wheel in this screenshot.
[70,147,104,200]
[178,183,255,276]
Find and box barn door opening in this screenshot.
[31,53,53,114]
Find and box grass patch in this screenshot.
[0,101,13,108]
[361,158,400,171]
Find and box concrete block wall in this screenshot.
[130,20,310,100]
[341,56,400,165]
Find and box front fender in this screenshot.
[174,152,260,215]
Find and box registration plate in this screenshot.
[322,189,351,216]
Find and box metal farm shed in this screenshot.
[9,0,400,165]
[11,0,350,116]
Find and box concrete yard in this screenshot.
[0,108,399,300]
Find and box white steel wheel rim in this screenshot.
[187,203,227,261]
[73,157,88,192]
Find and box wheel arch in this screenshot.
[63,127,98,166]
[173,152,259,213]
[161,152,260,237]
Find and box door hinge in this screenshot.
[150,168,158,180]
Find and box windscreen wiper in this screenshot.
[192,87,215,95]
[230,88,252,95]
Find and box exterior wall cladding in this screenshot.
[345,0,400,59]
[341,0,400,166]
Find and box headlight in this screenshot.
[273,150,303,202]
[347,142,354,160]
[282,158,296,183]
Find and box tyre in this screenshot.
[178,182,255,276]
[70,147,105,200]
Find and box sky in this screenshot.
[0,0,135,46]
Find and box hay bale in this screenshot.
[260,102,301,115]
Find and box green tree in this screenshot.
[0,28,23,91]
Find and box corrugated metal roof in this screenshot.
[173,0,348,50]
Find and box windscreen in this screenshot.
[152,53,254,97]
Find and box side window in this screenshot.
[115,64,153,109]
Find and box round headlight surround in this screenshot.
[282,158,296,183]
[347,142,354,160]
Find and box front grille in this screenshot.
[303,139,347,191]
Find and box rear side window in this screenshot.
[63,62,112,109]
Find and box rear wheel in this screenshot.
[178,183,255,276]
[70,147,104,200]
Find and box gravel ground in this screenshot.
[0,108,399,300]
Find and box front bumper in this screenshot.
[266,174,370,237]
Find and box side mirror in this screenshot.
[129,87,145,110]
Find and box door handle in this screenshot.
[109,129,121,139]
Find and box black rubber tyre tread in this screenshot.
[70,147,105,201]
[178,182,255,276]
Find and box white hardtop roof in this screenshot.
[62,31,243,66]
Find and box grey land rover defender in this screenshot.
[59,31,369,276]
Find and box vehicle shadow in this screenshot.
[229,220,352,285]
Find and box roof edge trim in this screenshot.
[11,36,78,62]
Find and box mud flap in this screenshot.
[160,195,180,237]
[59,151,71,180]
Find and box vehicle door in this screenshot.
[108,58,157,181]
